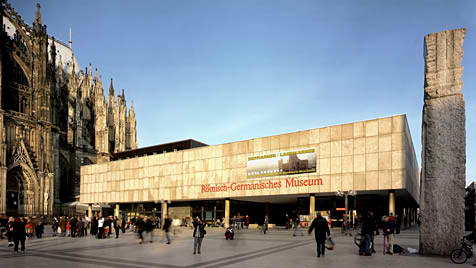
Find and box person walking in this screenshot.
[107,216,113,238]
[114,216,121,239]
[78,218,84,237]
[136,217,145,244]
[59,216,66,237]
[66,218,71,237]
[98,217,105,239]
[308,214,331,258]
[383,215,396,255]
[163,215,172,244]
[24,219,32,239]
[121,216,126,233]
[83,217,88,237]
[369,212,378,253]
[192,217,206,254]
[13,217,26,253]
[35,220,44,239]
[145,217,154,243]
[293,216,304,236]
[263,215,269,234]
[51,217,58,237]
[6,217,14,247]
[90,216,98,238]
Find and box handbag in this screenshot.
[57,227,62,233]
[325,237,335,250]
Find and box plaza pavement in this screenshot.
[0,226,461,268]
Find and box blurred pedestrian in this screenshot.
[136,217,145,244]
[293,216,304,236]
[145,217,154,243]
[383,215,396,255]
[121,216,126,233]
[98,216,104,239]
[6,217,14,247]
[263,215,269,234]
[163,215,172,244]
[51,217,58,237]
[114,216,121,239]
[66,218,71,237]
[13,217,26,253]
[90,216,98,238]
[35,221,44,238]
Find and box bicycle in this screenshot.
[450,238,474,264]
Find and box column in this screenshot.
[114,204,120,217]
[48,173,54,216]
[0,167,6,215]
[309,194,315,218]
[201,206,204,221]
[39,172,44,216]
[213,205,217,222]
[224,199,230,228]
[88,204,93,218]
[389,190,395,216]
[161,202,168,221]
[345,194,349,215]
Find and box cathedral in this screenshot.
[0,1,138,216]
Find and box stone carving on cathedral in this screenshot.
[0,0,138,216]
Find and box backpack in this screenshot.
[393,244,404,254]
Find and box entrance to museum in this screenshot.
[6,166,34,216]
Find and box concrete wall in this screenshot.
[80,115,419,205]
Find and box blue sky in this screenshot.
[11,0,476,184]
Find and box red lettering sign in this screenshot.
[201,177,322,193]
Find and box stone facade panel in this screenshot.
[365,120,379,137]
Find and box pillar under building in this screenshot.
[114,204,120,217]
[389,190,395,216]
[420,28,466,255]
[309,194,316,219]
[161,202,168,221]
[224,199,230,228]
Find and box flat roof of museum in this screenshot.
[112,139,208,160]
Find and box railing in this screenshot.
[9,110,31,120]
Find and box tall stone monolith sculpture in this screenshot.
[420,28,466,255]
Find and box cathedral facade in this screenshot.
[0,1,138,216]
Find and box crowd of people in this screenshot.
[0,211,410,258]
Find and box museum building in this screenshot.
[79,114,420,227]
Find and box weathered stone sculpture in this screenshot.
[420,28,466,255]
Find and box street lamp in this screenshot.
[336,190,357,217]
